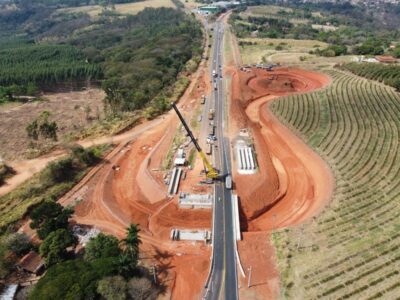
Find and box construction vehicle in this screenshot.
[171,103,218,179]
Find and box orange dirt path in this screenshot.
[229,67,334,299]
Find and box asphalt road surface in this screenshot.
[205,17,238,300]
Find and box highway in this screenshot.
[205,16,238,300]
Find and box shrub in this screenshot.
[4,233,31,256]
[97,276,127,300]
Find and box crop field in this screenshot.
[60,0,175,18]
[271,70,400,299]
[340,62,400,90]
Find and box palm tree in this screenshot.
[121,224,142,263]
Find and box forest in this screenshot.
[0,44,102,87]
[0,0,202,115]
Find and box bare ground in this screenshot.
[0,88,104,161]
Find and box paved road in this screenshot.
[205,17,238,300]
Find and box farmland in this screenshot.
[59,0,175,18]
[270,69,400,298]
[340,62,400,91]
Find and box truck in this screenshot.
[206,143,212,155]
[212,69,217,78]
[225,175,232,189]
[209,125,215,136]
[213,82,217,90]
[201,95,206,104]
[208,109,214,120]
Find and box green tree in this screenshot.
[30,201,73,240]
[26,120,39,140]
[84,233,121,262]
[39,229,77,266]
[29,257,119,300]
[4,233,31,256]
[26,82,39,96]
[26,111,58,141]
[71,145,100,166]
[97,276,127,300]
[46,158,75,183]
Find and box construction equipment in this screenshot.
[171,103,218,179]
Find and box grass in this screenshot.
[187,148,197,169]
[223,24,235,66]
[162,126,186,170]
[0,145,111,231]
[240,5,309,26]
[241,5,293,16]
[237,38,355,66]
[270,69,400,298]
[59,0,175,18]
[238,37,328,65]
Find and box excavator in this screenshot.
[171,102,219,180]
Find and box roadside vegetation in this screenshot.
[0,163,15,187]
[0,145,109,231]
[271,69,400,298]
[29,224,159,300]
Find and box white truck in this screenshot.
[225,175,232,189]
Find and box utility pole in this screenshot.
[247,266,252,288]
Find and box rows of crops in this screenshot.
[271,70,400,299]
[340,62,400,91]
[0,44,102,86]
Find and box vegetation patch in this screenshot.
[271,69,400,298]
[0,163,15,186]
[0,145,110,231]
[339,62,400,91]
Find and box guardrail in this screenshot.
[203,185,216,299]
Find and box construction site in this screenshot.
[10,12,336,300]
[51,63,334,300]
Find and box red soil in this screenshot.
[57,61,213,299]
[228,66,334,299]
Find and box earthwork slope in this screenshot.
[271,70,400,299]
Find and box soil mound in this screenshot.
[253,75,306,93]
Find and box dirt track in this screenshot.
[228,67,334,299]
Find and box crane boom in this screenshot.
[171,102,218,179]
